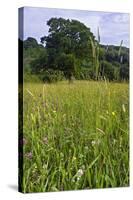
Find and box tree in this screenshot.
[57,53,76,81]
[41,18,95,77]
[23,38,48,74]
[23,37,39,50]
[100,60,114,81]
[30,48,48,73]
[120,65,129,80]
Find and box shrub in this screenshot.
[40,69,65,83]
[57,53,76,80]
[24,73,41,83]
[100,60,114,81]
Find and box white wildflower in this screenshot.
[72,168,84,183]
[84,146,89,151]
[77,169,84,178]
[112,111,116,116]
[91,139,100,146]
[91,140,96,146]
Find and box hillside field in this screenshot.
[21,80,129,192]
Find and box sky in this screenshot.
[21,7,130,47]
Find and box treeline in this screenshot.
[21,17,129,82]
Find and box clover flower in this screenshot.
[19,138,27,146]
[76,169,84,181]
[25,152,33,159]
[43,137,48,144]
[23,138,27,145]
[91,139,100,146]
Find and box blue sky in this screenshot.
[22,7,130,47]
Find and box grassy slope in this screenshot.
[22,81,129,192]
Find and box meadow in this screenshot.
[22,80,129,193]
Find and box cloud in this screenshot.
[99,13,130,47]
[22,7,130,47]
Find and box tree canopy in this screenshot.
[40,18,95,79]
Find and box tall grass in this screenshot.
[21,80,129,193]
[90,27,100,80]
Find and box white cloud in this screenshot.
[22,7,130,47]
[99,13,129,47]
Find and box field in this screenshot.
[21,80,129,193]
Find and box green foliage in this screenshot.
[30,49,48,74]
[75,67,93,80]
[100,60,114,81]
[23,37,46,74]
[41,17,95,69]
[23,37,39,50]
[57,53,76,80]
[40,69,65,83]
[120,65,129,81]
[24,73,42,83]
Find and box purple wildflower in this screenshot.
[23,138,27,145]
[25,152,33,159]
[19,138,27,146]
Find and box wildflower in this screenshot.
[43,137,48,145]
[19,138,27,146]
[78,169,84,176]
[43,164,47,170]
[113,139,117,145]
[84,146,89,151]
[72,178,75,182]
[63,114,66,118]
[23,138,27,145]
[91,140,96,146]
[60,152,64,158]
[72,156,77,161]
[72,167,84,183]
[112,111,116,116]
[25,152,32,159]
[91,139,100,146]
[79,154,84,159]
[72,123,75,127]
[77,169,84,181]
